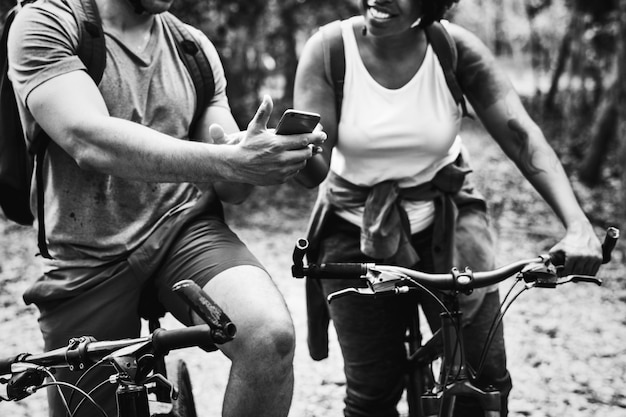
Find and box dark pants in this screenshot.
[318,214,511,417]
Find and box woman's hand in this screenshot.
[549,220,603,277]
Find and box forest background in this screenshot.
[0,0,625,416]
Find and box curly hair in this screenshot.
[419,0,460,27]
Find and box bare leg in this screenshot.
[199,265,295,417]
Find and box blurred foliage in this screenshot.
[0,0,619,128]
[169,0,358,126]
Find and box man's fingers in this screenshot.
[247,95,273,133]
[279,131,327,151]
[209,123,226,143]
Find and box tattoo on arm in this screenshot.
[507,118,544,177]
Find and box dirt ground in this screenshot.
[0,121,625,417]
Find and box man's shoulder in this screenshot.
[14,0,76,25]
[10,0,78,45]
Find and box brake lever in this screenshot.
[521,261,559,288]
[327,288,375,303]
[556,275,602,286]
[327,266,411,303]
[5,366,46,401]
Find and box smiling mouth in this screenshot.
[368,7,394,20]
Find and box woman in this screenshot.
[293,1,602,416]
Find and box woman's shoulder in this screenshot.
[442,21,490,53]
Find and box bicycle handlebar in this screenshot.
[172,280,236,344]
[0,325,215,377]
[0,280,237,380]
[292,227,619,295]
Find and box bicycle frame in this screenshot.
[407,310,501,417]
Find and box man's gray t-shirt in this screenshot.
[8,0,230,270]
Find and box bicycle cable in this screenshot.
[476,279,529,378]
[474,276,522,377]
[406,276,467,386]
[38,367,74,417]
[70,378,111,417]
[405,277,451,316]
[66,357,108,410]
[32,381,108,417]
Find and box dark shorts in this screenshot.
[32,209,264,417]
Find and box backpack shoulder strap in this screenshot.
[161,12,215,137]
[31,0,106,258]
[66,0,106,84]
[0,5,35,225]
[319,20,344,121]
[424,21,469,117]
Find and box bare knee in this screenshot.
[252,318,295,365]
[225,311,295,371]
[203,266,295,370]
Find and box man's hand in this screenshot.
[221,96,326,185]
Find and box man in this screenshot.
[7,0,325,415]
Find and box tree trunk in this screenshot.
[618,0,626,223]
[544,11,586,112]
[544,21,573,111]
[579,89,617,185]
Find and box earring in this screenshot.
[362,26,367,36]
[410,17,422,28]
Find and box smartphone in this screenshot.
[275,109,321,135]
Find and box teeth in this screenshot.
[369,8,391,19]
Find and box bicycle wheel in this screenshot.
[168,360,198,417]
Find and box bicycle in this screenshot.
[0,280,236,417]
[291,226,620,417]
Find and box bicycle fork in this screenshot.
[117,382,151,417]
[410,312,501,417]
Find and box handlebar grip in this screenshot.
[172,280,236,344]
[602,227,619,264]
[0,354,21,375]
[551,227,620,267]
[306,263,368,279]
[151,325,215,355]
[293,238,308,268]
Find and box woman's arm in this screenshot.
[293,30,339,188]
[449,23,602,276]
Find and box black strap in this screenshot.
[161,12,215,137]
[33,0,106,258]
[0,6,35,225]
[320,20,345,122]
[34,136,51,258]
[323,19,469,120]
[425,21,469,117]
[71,0,106,84]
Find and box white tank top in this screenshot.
[331,17,463,233]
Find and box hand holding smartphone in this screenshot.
[275,109,321,135]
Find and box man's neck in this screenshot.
[95,0,154,33]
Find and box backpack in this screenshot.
[320,19,469,120]
[0,0,215,258]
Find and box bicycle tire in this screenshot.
[168,360,198,417]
